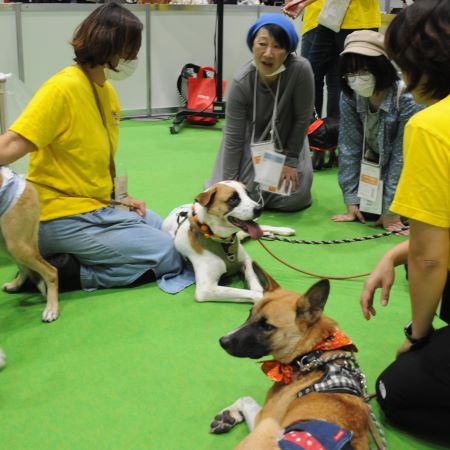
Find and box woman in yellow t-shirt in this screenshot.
[359,0,450,444]
[0,4,187,293]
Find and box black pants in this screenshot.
[376,326,450,445]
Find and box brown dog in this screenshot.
[210,267,370,450]
[0,167,58,322]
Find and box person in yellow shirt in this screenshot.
[358,0,450,444]
[284,0,380,116]
[301,0,340,118]
[0,3,185,292]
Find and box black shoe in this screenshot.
[45,253,81,292]
[129,269,156,287]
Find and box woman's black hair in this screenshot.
[339,53,399,97]
[72,2,143,68]
[253,24,290,52]
[385,0,450,100]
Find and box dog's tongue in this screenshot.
[245,220,263,240]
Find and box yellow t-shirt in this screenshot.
[302,0,380,35]
[390,95,450,269]
[302,0,325,35]
[10,66,120,221]
[342,0,381,30]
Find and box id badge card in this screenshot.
[114,175,129,210]
[253,149,286,191]
[251,141,276,177]
[357,162,381,202]
[360,180,383,215]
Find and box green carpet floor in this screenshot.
[0,119,447,450]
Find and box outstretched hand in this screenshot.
[282,0,309,19]
[331,204,366,224]
[375,214,409,236]
[360,254,396,320]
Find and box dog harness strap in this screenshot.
[196,233,241,274]
[296,362,363,398]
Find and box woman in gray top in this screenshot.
[205,14,314,212]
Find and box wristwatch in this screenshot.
[404,321,432,345]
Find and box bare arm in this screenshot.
[360,240,409,320]
[408,219,449,340]
[283,0,318,19]
[0,131,35,165]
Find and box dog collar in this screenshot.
[189,203,235,243]
[259,329,357,385]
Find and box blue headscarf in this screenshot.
[246,13,299,53]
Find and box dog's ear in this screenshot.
[252,262,280,292]
[304,279,330,312]
[195,187,217,208]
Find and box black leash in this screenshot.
[261,226,409,245]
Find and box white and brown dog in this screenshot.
[0,166,58,322]
[162,181,294,303]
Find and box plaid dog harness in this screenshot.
[297,361,363,398]
[278,420,353,450]
[0,167,25,217]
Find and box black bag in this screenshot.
[307,115,339,170]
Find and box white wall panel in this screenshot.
[0,6,19,77]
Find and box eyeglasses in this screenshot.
[343,71,373,82]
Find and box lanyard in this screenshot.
[251,71,281,147]
[83,69,117,183]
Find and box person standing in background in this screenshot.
[283,0,380,117]
[300,0,340,118]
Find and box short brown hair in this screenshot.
[72,3,143,68]
[385,0,450,101]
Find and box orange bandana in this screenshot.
[260,360,294,384]
[259,329,357,384]
[313,329,357,353]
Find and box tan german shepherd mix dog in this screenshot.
[211,266,370,450]
[0,167,58,323]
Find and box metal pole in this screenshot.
[0,78,7,134]
[13,3,25,83]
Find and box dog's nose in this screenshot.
[253,205,263,218]
[219,335,231,350]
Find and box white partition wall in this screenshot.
[0,5,19,78]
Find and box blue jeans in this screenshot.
[307,25,378,117]
[301,28,340,118]
[39,206,184,290]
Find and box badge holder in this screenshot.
[357,116,382,214]
[250,74,288,196]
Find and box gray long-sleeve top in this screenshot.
[207,54,314,189]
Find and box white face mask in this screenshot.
[104,59,138,81]
[347,73,376,97]
[266,64,286,77]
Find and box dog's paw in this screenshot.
[2,281,20,293]
[42,308,59,323]
[0,348,6,370]
[270,227,295,236]
[210,408,244,434]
